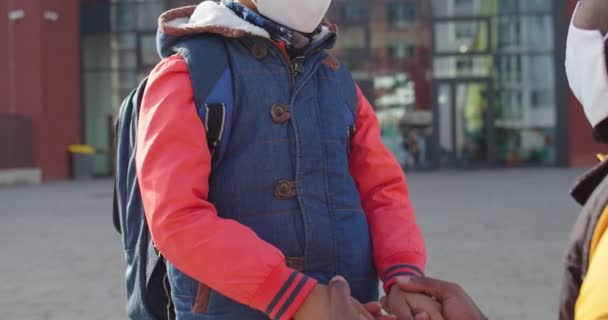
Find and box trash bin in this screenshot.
[67,145,95,180]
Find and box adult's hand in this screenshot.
[393,277,487,320]
[383,284,444,320]
[328,276,395,320]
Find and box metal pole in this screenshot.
[553,0,570,167]
[7,0,17,114]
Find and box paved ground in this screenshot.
[0,168,586,319]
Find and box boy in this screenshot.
[137,0,439,319]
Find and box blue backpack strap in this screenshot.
[174,35,234,163]
[114,77,148,235]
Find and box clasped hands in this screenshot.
[295,276,486,320]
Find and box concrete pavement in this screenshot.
[0,168,586,319]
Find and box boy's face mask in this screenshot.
[252,0,332,33]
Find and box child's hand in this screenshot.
[328,276,396,320]
[383,281,445,320]
[393,277,487,320]
[295,276,385,320]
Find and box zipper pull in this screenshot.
[291,62,303,78]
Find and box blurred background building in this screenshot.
[0,0,599,180]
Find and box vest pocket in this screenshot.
[193,283,211,314]
[166,262,199,315]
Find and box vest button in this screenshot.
[274,180,297,200]
[251,42,268,59]
[285,257,305,272]
[270,103,291,124]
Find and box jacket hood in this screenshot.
[156,1,270,58]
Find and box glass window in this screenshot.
[497,55,522,83]
[434,20,490,54]
[82,70,114,175]
[388,2,417,27]
[453,0,474,16]
[530,90,555,109]
[521,16,554,51]
[521,0,552,12]
[118,51,137,70]
[83,35,112,69]
[338,26,368,57]
[137,2,165,31]
[342,3,366,23]
[527,55,554,86]
[432,0,475,17]
[499,0,552,14]
[389,43,416,61]
[497,18,522,49]
[496,90,523,121]
[111,3,136,31]
[112,33,136,51]
[433,56,493,78]
[455,23,476,39]
[140,33,160,67]
[499,0,520,14]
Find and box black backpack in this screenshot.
[112,35,234,320]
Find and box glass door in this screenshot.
[433,78,495,167]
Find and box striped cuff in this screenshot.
[250,266,317,320]
[382,264,424,294]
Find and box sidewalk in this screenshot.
[0,168,585,319]
[0,180,124,320]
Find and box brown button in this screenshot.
[286,257,305,272]
[274,180,297,200]
[270,103,291,124]
[322,55,340,71]
[251,42,268,59]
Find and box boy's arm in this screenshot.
[348,86,427,294]
[136,55,316,320]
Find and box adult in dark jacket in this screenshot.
[560,0,608,319]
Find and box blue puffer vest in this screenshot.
[158,27,379,319]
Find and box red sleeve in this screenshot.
[136,55,316,320]
[348,85,427,294]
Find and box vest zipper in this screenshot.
[263,36,333,89]
[290,61,304,87]
[263,40,298,89]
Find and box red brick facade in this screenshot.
[0,0,81,179]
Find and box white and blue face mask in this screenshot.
[252,0,331,34]
[224,0,323,50]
